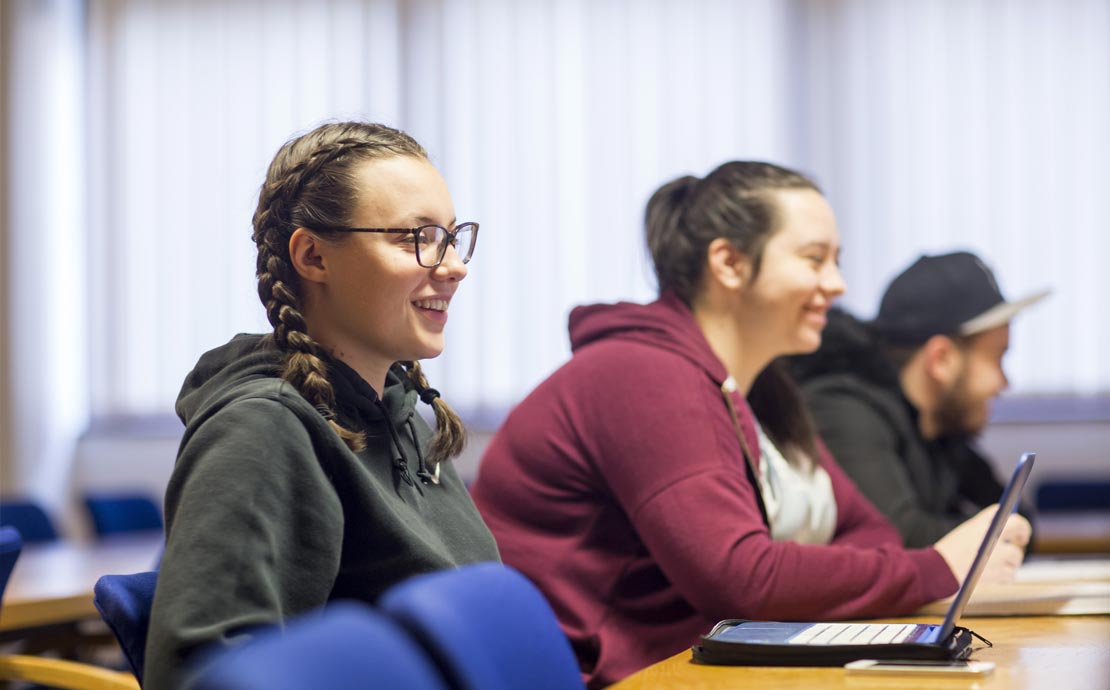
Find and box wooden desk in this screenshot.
[1034,513,1110,554]
[610,616,1110,690]
[0,533,162,633]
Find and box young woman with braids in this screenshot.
[146,122,499,688]
[471,162,1030,688]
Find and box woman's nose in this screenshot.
[432,244,468,282]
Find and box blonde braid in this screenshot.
[402,361,467,465]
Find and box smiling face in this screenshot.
[737,188,845,357]
[298,155,466,384]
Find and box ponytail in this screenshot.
[645,175,700,304]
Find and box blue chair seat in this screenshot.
[380,563,586,690]
[0,526,23,598]
[94,570,159,685]
[85,493,164,537]
[190,602,449,690]
[1036,479,1110,512]
[0,500,58,543]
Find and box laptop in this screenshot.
[692,452,1035,667]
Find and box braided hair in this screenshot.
[399,360,468,466]
[252,121,466,463]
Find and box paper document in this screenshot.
[1015,558,1110,583]
[916,558,1110,617]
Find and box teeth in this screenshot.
[414,299,448,312]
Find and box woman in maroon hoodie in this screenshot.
[470,162,1029,688]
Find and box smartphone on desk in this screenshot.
[845,659,996,677]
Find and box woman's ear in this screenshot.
[705,237,752,291]
[288,228,328,284]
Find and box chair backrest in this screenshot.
[1036,478,1110,512]
[379,563,586,690]
[0,526,23,600]
[190,602,449,690]
[94,570,159,684]
[85,494,164,537]
[0,500,58,544]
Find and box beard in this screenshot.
[933,367,989,439]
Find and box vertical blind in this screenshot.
[22,0,1110,438]
[83,0,803,421]
[798,0,1109,395]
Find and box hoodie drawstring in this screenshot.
[720,378,769,526]
[406,420,440,485]
[374,398,418,490]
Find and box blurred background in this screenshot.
[1,0,1107,535]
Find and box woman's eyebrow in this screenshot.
[798,240,832,251]
[411,215,457,227]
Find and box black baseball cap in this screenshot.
[873,251,1049,346]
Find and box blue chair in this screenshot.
[190,602,448,690]
[0,500,58,543]
[1036,479,1110,512]
[379,563,586,690]
[0,527,138,689]
[0,526,22,598]
[94,571,158,686]
[84,494,163,538]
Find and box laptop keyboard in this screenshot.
[788,622,918,645]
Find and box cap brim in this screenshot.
[958,288,1051,336]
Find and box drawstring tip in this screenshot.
[393,457,415,486]
[417,462,441,486]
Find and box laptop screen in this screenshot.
[936,452,1036,640]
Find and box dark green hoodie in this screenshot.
[145,334,499,689]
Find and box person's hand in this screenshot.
[933,505,1031,585]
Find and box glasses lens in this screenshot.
[416,225,446,267]
[452,224,476,264]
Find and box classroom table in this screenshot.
[609,615,1110,690]
[1034,513,1110,554]
[0,532,162,634]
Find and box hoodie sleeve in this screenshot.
[583,346,957,622]
[145,396,344,690]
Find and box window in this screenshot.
[6,0,1107,496]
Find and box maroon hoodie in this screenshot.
[471,293,957,688]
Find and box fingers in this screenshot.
[973,504,1001,526]
[1002,513,1032,547]
[982,541,1024,583]
[994,541,1024,570]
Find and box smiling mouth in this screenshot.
[413,299,449,312]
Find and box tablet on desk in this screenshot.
[692,453,1035,667]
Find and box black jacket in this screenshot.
[787,309,1012,548]
[146,334,500,689]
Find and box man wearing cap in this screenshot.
[789,251,1048,548]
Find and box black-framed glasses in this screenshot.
[328,222,479,268]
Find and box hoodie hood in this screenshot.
[568,291,730,386]
[176,333,434,486]
[175,334,283,426]
[176,333,418,430]
[786,307,901,390]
